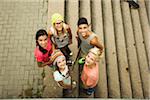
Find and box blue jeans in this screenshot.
[86,88,95,95]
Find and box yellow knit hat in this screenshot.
[51,13,64,26]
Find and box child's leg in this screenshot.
[59,47,69,60]
[86,87,95,95]
[65,45,73,56]
[59,46,70,60]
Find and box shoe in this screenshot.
[67,59,74,65]
[72,81,77,89]
[86,88,95,95]
[63,89,72,94]
[69,52,73,56]
[86,91,93,95]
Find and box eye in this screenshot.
[39,39,43,41]
[83,27,87,29]
[44,38,47,41]
[91,58,94,61]
[79,27,82,30]
[57,61,61,64]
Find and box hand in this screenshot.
[48,59,53,64]
[78,58,85,64]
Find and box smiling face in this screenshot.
[78,24,89,38]
[57,56,66,69]
[37,35,48,49]
[85,52,97,66]
[54,20,63,31]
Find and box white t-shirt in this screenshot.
[53,65,71,86]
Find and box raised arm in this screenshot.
[65,24,72,45]
[90,36,104,54]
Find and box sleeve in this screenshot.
[67,27,72,40]
[64,24,72,40]
[34,49,43,62]
[53,71,63,82]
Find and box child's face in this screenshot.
[78,24,89,38]
[57,57,66,69]
[37,35,48,49]
[85,52,96,66]
[54,20,63,31]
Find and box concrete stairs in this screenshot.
[43,0,150,98]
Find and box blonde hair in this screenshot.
[89,47,102,61]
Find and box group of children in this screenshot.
[34,13,104,95]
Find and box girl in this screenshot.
[52,50,76,93]
[34,29,55,67]
[48,13,73,64]
[79,47,101,95]
[76,17,104,57]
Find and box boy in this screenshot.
[76,17,104,57]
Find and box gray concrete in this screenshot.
[112,0,132,98]
[121,1,144,98]
[0,0,48,98]
[102,0,120,98]
[92,0,108,98]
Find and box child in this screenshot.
[79,47,101,95]
[76,17,104,57]
[52,50,76,93]
[34,29,55,67]
[48,13,73,64]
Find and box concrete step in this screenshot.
[112,0,132,98]
[92,0,108,98]
[138,0,150,68]
[46,0,149,98]
[130,0,149,98]
[121,0,144,98]
[64,0,79,97]
[102,0,120,98]
[145,0,150,23]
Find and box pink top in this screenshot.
[34,39,53,63]
[81,62,99,88]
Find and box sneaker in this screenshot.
[72,81,77,89]
[86,88,95,95]
[86,91,93,95]
[63,89,72,94]
[67,59,74,65]
[69,52,73,56]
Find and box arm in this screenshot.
[37,60,53,68]
[66,25,72,45]
[48,29,53,38]
[58,81,72,89]
[90,36,104,54]
[48,29,58,48]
